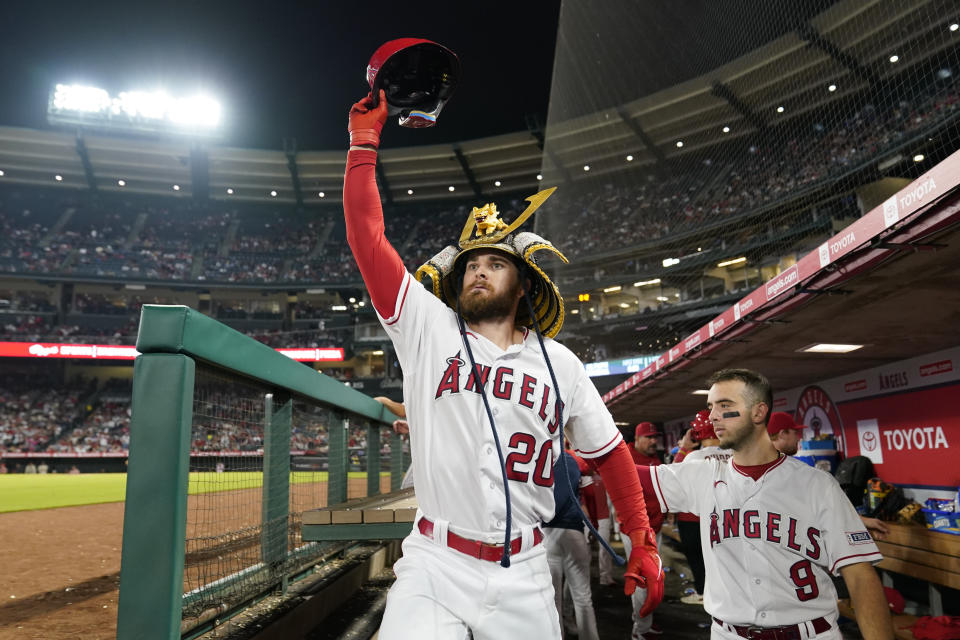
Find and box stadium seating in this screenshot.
[0,80,954,287]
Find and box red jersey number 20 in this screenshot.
[505,433,554,487]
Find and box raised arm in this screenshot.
[343,90,406,318]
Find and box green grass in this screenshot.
[0,473,130,513]
[0,471,385,513]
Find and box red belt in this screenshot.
[417,517,543,562]
[713,617,830,640]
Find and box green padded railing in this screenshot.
[133,304,399,423]
[116,305,403,640]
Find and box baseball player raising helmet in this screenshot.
[344,82,663,639]
[647,369,892,639]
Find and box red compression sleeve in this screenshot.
[635,465,664,532]
[594,440,651,534]
[343,149,406,319]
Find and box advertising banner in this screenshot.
[0,341,344,362]
[774,345,960,496]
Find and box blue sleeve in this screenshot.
[546,453,583,529]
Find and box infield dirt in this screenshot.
[0,476,382,639]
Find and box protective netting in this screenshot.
[539,0,960,362]
[183,368,272,617]
[182,368,364,621]
[287,401,335,554]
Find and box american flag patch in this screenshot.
[846,531,872,545]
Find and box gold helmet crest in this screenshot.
[415,187,569,338]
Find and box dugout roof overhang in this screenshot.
[0,0,953,206]
[602,152,960,424]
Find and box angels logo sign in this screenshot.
[794,385,846,454]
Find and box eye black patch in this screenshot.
[722,411,741,419]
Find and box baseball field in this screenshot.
[0,471,390,640]
[0,471,341,513]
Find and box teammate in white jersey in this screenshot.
[344,89,663,640]
[648,369,892,640]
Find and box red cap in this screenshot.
[635,422,661,438]
[767,412,799,436]
[883,587,905,614]
[691,409,716,440]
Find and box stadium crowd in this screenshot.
[0,376,400,458]
[0,81,954,286]
[0,377,84,453]
[0,79,956,463]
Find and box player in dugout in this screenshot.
[642,369,892,640]
[342,46,663,638]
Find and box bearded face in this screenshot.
[458,250,523,324]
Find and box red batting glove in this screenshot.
[348,89,388,148]
[623,528,664,617]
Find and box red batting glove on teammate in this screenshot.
[624,528,664,617]
[348,89,388,148]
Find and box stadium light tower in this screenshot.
[47,83,224,138]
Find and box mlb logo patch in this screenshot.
[846,530,872,545]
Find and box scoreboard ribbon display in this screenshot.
[0,341,344,362]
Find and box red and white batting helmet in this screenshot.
[690,409,715,441]
[366,38,460,128]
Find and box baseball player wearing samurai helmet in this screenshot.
[344,72,663,640]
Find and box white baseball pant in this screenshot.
[379,526,560,640]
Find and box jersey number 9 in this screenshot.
[789,559,820,602]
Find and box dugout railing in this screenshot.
[116,304,406,640]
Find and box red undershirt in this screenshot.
[731,453,784,481]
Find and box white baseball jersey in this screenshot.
[379,271,622,541]
[650,455,882,626]
[682,445,732,464]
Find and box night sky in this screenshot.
[1,1,563,150]
[1,1,832,151]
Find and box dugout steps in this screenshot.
[185,541,400,640]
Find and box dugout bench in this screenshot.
[838,523,960,639]
[302,487,418,542]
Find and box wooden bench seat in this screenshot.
[301,488,418,542]
[875,523,960,592]
[838,523,960,639]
